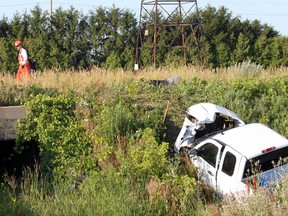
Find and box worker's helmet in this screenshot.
[15,40,23,47]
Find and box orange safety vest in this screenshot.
[16,48,31,81]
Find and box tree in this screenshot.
[25,6,51,70]
[200,6,234,67]
[0,4,286,72]
[270,36,288,67]
[232,33,251,63]
[0,17,10,38]
[0,38,17,73]
[254,34,272,67]
[50,7,89,70]
[88,6,137,69]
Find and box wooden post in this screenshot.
[50,0,52,26]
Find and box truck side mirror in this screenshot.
[188,149,198,158]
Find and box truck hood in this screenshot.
[174,103,245,153]
[186,103,244,124]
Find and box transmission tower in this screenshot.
[134,0,206,70]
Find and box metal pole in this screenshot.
[153,0,158,68]
[135,1,144,71]
[179,0,187,65]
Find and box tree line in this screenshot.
[0,5,287,73]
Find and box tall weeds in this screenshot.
[1,65,288,215]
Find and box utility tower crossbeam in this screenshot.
[135,0,206,70]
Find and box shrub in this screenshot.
[16,93,95,178]
[119,128,169,180]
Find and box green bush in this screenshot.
[120,128,170,180]
[16,93,95,178]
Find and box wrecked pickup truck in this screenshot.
[174,103,245,153]
[174,103,288,197]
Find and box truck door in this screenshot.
[216,147,243,196]
[191,140,223,190]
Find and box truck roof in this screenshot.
[212,123,288,159]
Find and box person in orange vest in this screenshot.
[15,40,31,81]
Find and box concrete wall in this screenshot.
[0,106,26,141]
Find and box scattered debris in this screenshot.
[149,75,180,86]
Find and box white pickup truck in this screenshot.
[174,103,288,197]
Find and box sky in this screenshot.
[0,1,287,36]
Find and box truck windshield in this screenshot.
[243,146,288,180]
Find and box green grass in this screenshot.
[1,66,288,215]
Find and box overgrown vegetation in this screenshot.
[1,66,288,215]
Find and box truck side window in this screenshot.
[198,143,218,167]
[222,151,236,176]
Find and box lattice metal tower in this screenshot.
[135,0,206,70]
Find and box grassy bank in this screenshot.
[1,65,288,215]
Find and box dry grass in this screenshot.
[0,72,15,86]
[2,66,288,93]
